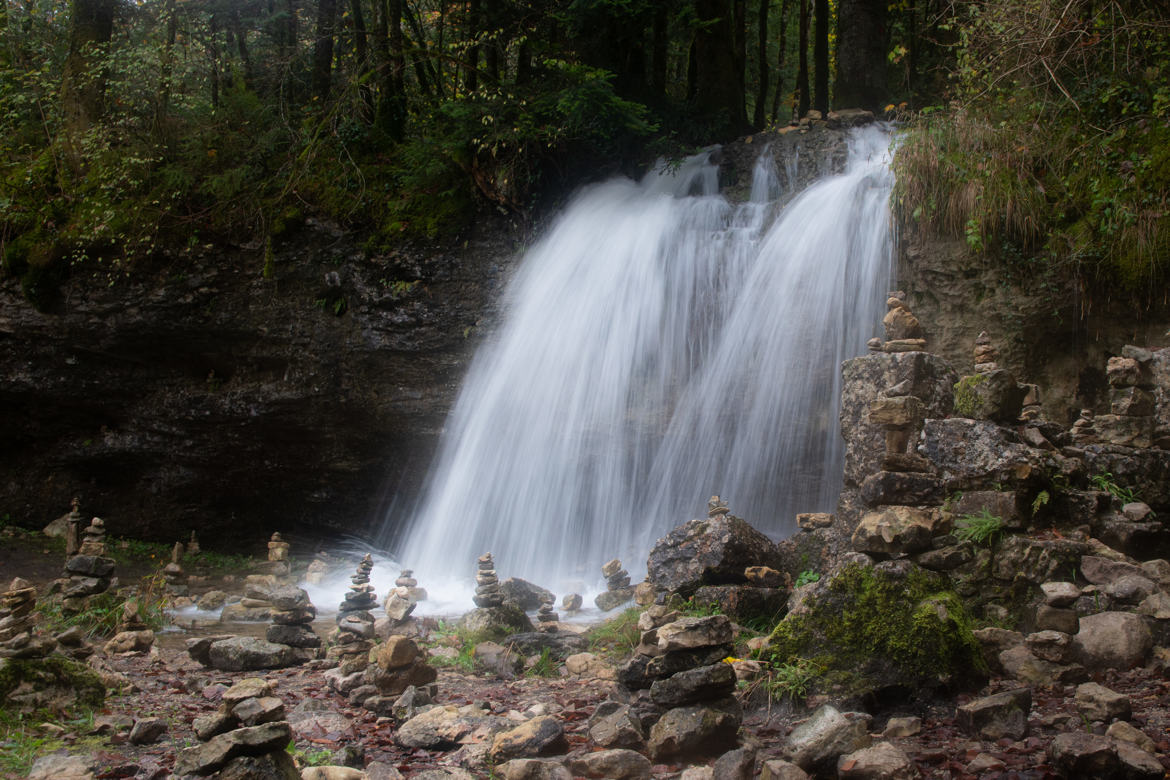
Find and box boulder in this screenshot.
[952,370,1026,422]
[851,507,943,557]
[1047,733,1123,777]
[473,641,524,679]
[712,746,757,780]
[836,741,917,779]
[647,514,781,596]
[128,717,168,745]
[919,418,1044,489]
[172,721,293,776]
[859,472,944,507]
[1075,682,1132,723]
[499,631,588,660]
[213,752,300,780]
[489,716,568,762]
[460,605,534,638]
[1074,611,1152,669]
[956,688,1031,740]
[498,579,555,611]
[266,624,320,648]
[588,702,645,749]
[656,615,733,652]
[232,696,286,726]
[498,759,573,780]
[567,749,652,780]
[1040,581,1080,607]
[205,636,310,671]
[647,698,742,760]
[395,703,504,750]
[759,759,811,780]
[690,585,787,623]
[648,663,737,707]
[784,704,872,774]
[997,645,1086,688]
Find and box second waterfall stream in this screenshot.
[393,125,896,600]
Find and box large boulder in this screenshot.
[919,418,1047,489]
[851,506,945,558]
[1073,611,1152,669]
[646,698,742,761]
[764,560,985,700]
[647,515,781,597]
[498,579,555,611]
[460,605,534,638]
[952,370,1027,423]
[783,704,872,775]
[204,636,311,671]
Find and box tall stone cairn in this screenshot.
[474,553,504,608]
[186,531,201,556]
[595,558,634,611]
[266,585,320,653]
[164,542,187,595]
[330,555,377,674]
[0,578,55,659]
[537,593,559,628]
[64,498,84,556]
[1095,346,1157,448]
[63,518,116,613]
[973,331,999,373]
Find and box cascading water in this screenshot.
[392,125,895,597]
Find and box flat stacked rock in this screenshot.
[395,569,428,602]
[1095,346,1157,448]
[611,614,741,761]
[1071,408,1098,444]
[175,678,298,779]
[266,585,320,657]
[220,574,278,621]
[867,291,926,353]
[595,558,634,611]
[258,532,292,578]
[0,578,55,659]
[329,555,378,676]
[973,331,999,373]
[537,594,559,629]
[475,553,504,607]
[358,635,439,715]
[62,518,117,613]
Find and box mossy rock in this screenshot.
[953,371,1026,423]
[459,605,535,640]
[0,656,105,712]
[765,560,986,702]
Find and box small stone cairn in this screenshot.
[0,578,55,659]
[186,531,200,556]
[595,558,634,611]
[258,531,292,578]
[266,585,320,654]
[606,613,741,760]
[474,553,504,608]
[359,635,439,715]
[164,542,187,595]
[867,291,926,354]
[395,569,428,602]
[1095,346,1157,448]
[537,593,559,629]
[973,331,999,373]
[104,598,155,654]
[1070,408,1098,444]
[175,678,297,778]
[62,517,117,613]
[329,555,378,675]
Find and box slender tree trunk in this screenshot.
[374,0,404,137]
[61,0,115,153]
[313,0,337,100]
[835,0,887,109]
[350,0,374,116]
[813,0,828,112]
[753,0,769,127]
[464,0,479,94]
[770,0,790,122]
[796,0,809,116]
[403,1,438,97]
[651,4,667,95]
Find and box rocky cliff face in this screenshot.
[0,218,523,547]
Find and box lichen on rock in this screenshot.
[764,560,986,700]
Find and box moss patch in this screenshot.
[0,656,106,712]
[764,562,986,699]
[953,374,989,418]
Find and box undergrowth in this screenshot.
[586,607,641,660]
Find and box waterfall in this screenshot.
[391,125,895,597]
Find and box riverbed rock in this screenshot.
[956,688,1031,740]
[646,698,742,760]
[567,748,652,780]
[783,704,872,775]
[646,514,781,597]
[489,716,568,762]
[836,741,917,780]
[1073,611,1152,669]
[204,636,311,671]
[1075,682,1132,723]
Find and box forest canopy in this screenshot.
[1,0,1168,304]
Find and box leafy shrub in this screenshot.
[795,570,821,588]
[953,509,1004,547]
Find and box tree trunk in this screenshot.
[692,0,747,136]
[313,0,337,100]
[61,0,116,148]
[835,0,887,110]
[770,0,789,122]
[796,0,809,116]
[375,0,405,138]
[350,0,373,117]
[753,0,769,127]
[464,0,479,94]
[813,0,828,112]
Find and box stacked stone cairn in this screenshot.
[562,593,583,613]
[602,613,740,761]
[220,573,279,621]
[304,556,329,585]
[328,555,378,676]
[537,593,559,628]
[357,634,439,716]
[103,597,156,654]
[474,553,504,607]
[186,530,200,556]
[163,541,187,596]
[1095,346,1157,448]
[175,677,299,778]
[259,531,292,578]
[595,558,634,611]
[1071,408,1098,444]
[0,578,55,659]
[62,517,117,614]
[395,569,427,602]
[973,331,999,372]
[866,291,926,354]
[266,585,320,657]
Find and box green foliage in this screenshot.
[893,1,1170,300]
[1090,472,1137,505]
[794,570,820,588]
[954,509,1004,547]
[425,622,492,673]
[526,647,559,678]
[764,562,985,698]
[0,705,101,776]
[1031,490,1050,516]
[288,743,333,766]
[765,658,821,703]
[586,607,642,660]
